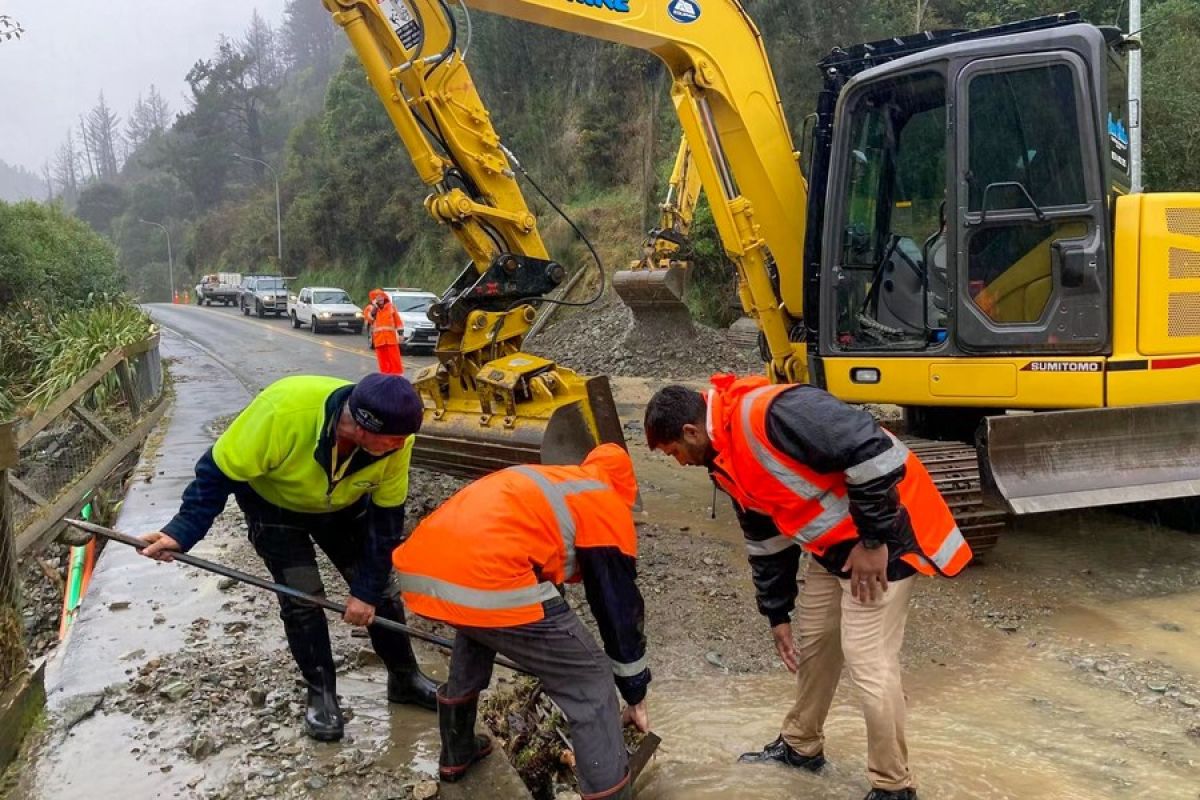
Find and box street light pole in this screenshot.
[233,154,283,268]
[138,218,174,302]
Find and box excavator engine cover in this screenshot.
[612,263,690,311]
[978,402,1200,515]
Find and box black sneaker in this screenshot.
[737,735,826,772]
[864,789,917,800]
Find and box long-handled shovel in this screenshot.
[65,518,530,674]
[66,518,662,780]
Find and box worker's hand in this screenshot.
[343,596,376,627]
[846,541,889,603]
[138,531,181,562]
[771,622,798,674]
[622,701,649,734]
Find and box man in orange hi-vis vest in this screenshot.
[393,444,650,800]
[644,374,970,800]
[368,289,404,374]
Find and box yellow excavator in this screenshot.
[612,138,702,315]
[321,1,1200,554]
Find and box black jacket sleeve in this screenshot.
[161,447,244,552]
[764,386,909,548]
[350,502,406,607]
[731,499,802,626]
[577,545,650,705]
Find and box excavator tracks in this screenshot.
[900,436,1010,559]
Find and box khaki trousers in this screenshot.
[780,557,916,791]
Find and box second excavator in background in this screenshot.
[321,0,1200,555]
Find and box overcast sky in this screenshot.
[0,1,290,173]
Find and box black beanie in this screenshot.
[347,374,424,436]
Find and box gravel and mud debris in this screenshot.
[532,299,762,380]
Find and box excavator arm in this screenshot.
[322,0,810,474]
[612,137,703,313]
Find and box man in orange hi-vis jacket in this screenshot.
[368,289,404,374]
[393,444,650,800]
[644,374,971,800]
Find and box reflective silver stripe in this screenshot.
[744,535,795,557]
[511,466,608,580]
[736,386,853,542]
[928,526,967,571]
[374,325,398,333]
[399,573,561,609]
[793,492,851,543]
[844,433,910,485]
[611,654,649,678]
[740,387,821,500]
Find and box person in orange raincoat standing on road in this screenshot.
[368,289,404,374]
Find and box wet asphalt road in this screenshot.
[147,302,439,391]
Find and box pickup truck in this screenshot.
[198,272,242,306]
[289,286,365,334]
[239,275,289,317]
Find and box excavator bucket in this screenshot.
[978,402,1200,515]
[410,369,627,479]
[612,263,690,311]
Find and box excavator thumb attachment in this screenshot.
[410,360,627,479]
[612,262,691,312]
[978,402,1200,515]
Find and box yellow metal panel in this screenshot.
[1137,194,1200,355]
[928,363,1017,398]
[1107,363,1200,406]
[1110,194,1142,358]
[823,357,1104,408]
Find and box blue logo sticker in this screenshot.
[667,0,700,23]
[566,0,630,12]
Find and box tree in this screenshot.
[76,182,129,237]
[52,130,81,205]
[242,10,282,88]
[127,86,172,152]
[281,0,339,78]
[162,41,279,208]
[0,14,22,44]
[87,93,123,180]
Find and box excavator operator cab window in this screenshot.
[833,70,948,351]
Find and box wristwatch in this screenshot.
[859,537,885,550]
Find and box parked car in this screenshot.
[366,288,439,352]
[289,286,364,334]
[239,275,289,317]
[199,272,242,306]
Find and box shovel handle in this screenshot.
[65,519,531,675]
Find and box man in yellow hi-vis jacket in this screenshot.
[138,373,437,741]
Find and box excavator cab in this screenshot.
[812,17,1200,519]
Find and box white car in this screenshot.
[289,286,364,334]
[367,288,439,352]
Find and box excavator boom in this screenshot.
[612,136,702,314]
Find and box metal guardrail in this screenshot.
[0,335,165,687]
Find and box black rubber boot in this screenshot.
[581,773,633,800]
[437,689,493,783]
[303,667,344,742]
[374,597,439,710]
[387,668,439,710]
[737,735,826,772]
[864,789,917,800]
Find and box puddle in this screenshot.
[1055,593,1200,680]
[637,640,1200,800]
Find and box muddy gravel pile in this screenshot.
[531,299,763,380]
[17,548,68,660]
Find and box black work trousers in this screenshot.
[241,499,418,690]
[445,603,628,795]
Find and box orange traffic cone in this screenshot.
[173,291,179,304]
